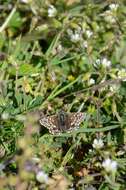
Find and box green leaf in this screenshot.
[15,92,23,107]
[8,12,22,29]
[28,96,44,109]
[9,63,39,76]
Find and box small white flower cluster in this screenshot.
[93,139,104,149]
[109,3,119,11]
[25,157,49,184]
[67,27,93,43]
[80,41,88,49]
[95,58,101,66]
[117,69,126,81]
[85,30,93,38]
[101,4,119,24]
[67,28,82,43]
[104,12,116,23]
[110,84,119,92]
[89,78,95,85]
[48,5,57,17]
[20,0,29,3]
[95,58,111,68]
[102,58,111,67]
[36,171,49,183]
[102,158,117,173]
[1,112,9,120]
[92,139,118,173]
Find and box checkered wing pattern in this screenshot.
[67,112,85,131]
[39,115,60,134]
[39,112,85,134]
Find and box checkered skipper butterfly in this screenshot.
[39,110,85,134]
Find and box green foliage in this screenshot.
[0,0,126,190]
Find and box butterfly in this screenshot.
[39,110,85,134]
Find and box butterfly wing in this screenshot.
[68,112,85,131]
[39,112,85,134]
[39,115,60,134]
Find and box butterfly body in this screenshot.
[57,110,68,132]
[39,110,85,134]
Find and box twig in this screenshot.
[63,78,126,98]
[0,6,16,33]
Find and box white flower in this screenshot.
[67,29,82,43]
[81,41,88,49]
[57,44,63,52]
[86,30,93,38]
[95,59,101,65]
[83,41,88,48]
[93,139,104,149]
[101,58,111,68]
[102,158,117,173]
[110,84,119,92]
[118,69,126,81]
[67,29,73,36]
[20,0,29,3]
[93,59,101,68]
[48,5,57,17]
[109,4,119,11]
[104,10,116,23]
[105,15,116,23]
[94,58,111,68]
[89,78,95,85]
[36,171,49,183]
[1,112,9,120]
[70,32,82,43]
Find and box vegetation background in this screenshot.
[0,0,126,189]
